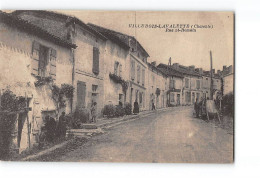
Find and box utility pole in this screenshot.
[210,50,213,100]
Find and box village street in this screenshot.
[29,106,233,163]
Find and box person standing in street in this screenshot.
[133,101,139,114]
[91,102,97,123]
[57,112,67,139]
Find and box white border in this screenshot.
[1,0,260,179]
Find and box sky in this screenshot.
[58,10,234,71]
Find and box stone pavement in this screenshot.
[20,107,173,161]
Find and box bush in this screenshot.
[103,104,115,118]
[222,93,234,116]
[115,105,125,117]
[124,102,132,115]
[74,108,90,123]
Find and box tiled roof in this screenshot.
[0,11,76,49]
[88,23,149,57]
[147,63,168,77]
[12,10,107,42]
[157,64,184,78]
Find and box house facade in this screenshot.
[0,11,76,152]
[148,62,168,109]
[222,65,233,95]
[13,10,108,117]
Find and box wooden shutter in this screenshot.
[92,47,99,75]
[131,60,135,80]
[77,81,86,108]
[142,69,145,85]
[137,65,140,83]
[119,64,122,77]
[114,61,118,75]
[50,48,57,80]
[31,41,40,76]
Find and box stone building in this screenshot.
[157,63,184,106]
[13,10,107,117]
[88,24,150,111]
[0,11,76,152]
[222,65,233,95]
[147,62,168,109]
[86,24,130,107]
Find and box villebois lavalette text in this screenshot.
[128,24,214,32]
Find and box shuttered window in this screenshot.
[119,64,122,77]
[77,81,86,108]
[142,69,145,86]
[137,65,140,84]
[31,41,40,76]
[92,47,99,75]
[170,78,175,89]
[131,60,135,80]
[114,61,119,76]
[49,48,57,80]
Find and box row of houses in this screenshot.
[0,10,233,152]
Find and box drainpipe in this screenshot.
[71,48,75,113]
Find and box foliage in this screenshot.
[73,108,90,123]
[103,104,115,118]
[115,105,125,117]
[124,102,132,115]
[156,88,161,96]
[60,84,74,100]
[0,112,17,159]
[109,73,128,93]
[34,76,53,87]
[0,90,27,112]
[0,90,26,159]
[222,93,234,116]
[51,83,74,113]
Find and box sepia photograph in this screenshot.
[0,10,234,163]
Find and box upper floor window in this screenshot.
[142,68,145,86]
[114,61,122,77]
[185,78,189,88]
[92,47,99,75]
[131,60,135,81]
[137,65,141,84]
[196,80,200,89]
[31,41,57,80]
[170,78,175,89]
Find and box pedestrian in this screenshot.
[133,101,139,114]
[45,115,56,143]
[152,100,156,110]
[91,102,97,123]
[194,98,199,117]
[57,112,67,139]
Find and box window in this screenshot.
[142,69,145,86]
[77,81,86,108]
[31,41,56,79]
[114,61,119,76]
[131,60,135,80]
[137,65,141,84]
[92,47,99,75]
[119,94,123,106]
[139,92,143,107]
[185,78,189,88]
[92,85,98,93]
[196,80,200,89]
[170,78,175,89]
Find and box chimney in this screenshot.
[228,65,233,74]
[189,65,195,71]
[212,69,215,74]
[172,63,179,69]
[223,65,227,71]
[199,68,203,75]
[151,61,156,66]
